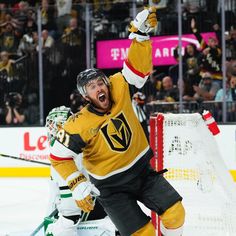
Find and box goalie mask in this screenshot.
[45,106,71,143]
[77,68,110,96]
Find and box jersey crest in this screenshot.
[101,112,132,152]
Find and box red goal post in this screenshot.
[149,112,236,236]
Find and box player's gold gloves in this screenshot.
[129,6,158,34]
[76,195,94,212]
[66,171,100,213]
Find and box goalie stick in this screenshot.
[30,208,58,236]
[30,206,96,236]
[30,190,97,235]
[0,153,50,166]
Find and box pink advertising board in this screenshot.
[96,32,216,69]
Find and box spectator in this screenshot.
[182,44,202,101]
[132,91,149,140]
[193,72,220,101]
[24,9,37,35]
[0,50,15,77]
[156,76,179,102]
[0,21,21,55]
[41,0,57,38]
[41,29,54,54]
[92,0,112,13]
[214,76,236,121]
[13,1,29,33]
[182,0,207,33]
[61,17,82,48]
[31,31,39,52]
[142,70,162,102]
[183,43,200,62]
[182,58,201,101]
[182,0,206,15]
[18,31,39,76]
[217,0,236,31]
[61,17,85,87]
[55,0,72,36]
[226,29,236,60]
[4,92,26,125]
[0,12,22,31]
[157,0,179,35]
[227,59,236,78]
[215,77,236,102]
[17,30,35,56]
[0,51,23,104]
[191,18,222,85]
[171,43,200,86]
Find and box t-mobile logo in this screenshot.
[111,48,128,61]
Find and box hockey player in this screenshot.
[45,106,113,236]
[49,7,185,236]
[45,106,84,236]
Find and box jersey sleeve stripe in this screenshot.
[50,153,73,161]
[124,60,150,78]
[122,60,149,88]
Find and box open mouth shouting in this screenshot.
[98,92,106,102]
[95,91,111,112]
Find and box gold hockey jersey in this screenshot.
[50,39,153,183]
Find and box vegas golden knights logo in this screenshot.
[101,113,132,151]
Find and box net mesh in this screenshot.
[153,113,236,236]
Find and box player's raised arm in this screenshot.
[122,6,157,88]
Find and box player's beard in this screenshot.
[88,90,111,113]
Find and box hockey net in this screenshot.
[149,113,236,236]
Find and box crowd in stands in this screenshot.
[0,0,236,125]
[0,0,86,125]
[141,10,236,122]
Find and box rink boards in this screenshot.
[0,125,236,180]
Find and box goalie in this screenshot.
[45,106,116,236]
[49,7,185,236]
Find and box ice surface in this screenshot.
[0,177,50,236]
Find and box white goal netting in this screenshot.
[150,113,236,236]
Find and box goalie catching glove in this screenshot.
[129,6,157,41]
[66,171,100,212]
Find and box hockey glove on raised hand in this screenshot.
[66,171,100,212]
[129,6,157,41]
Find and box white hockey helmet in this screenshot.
[45,106,71,143]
